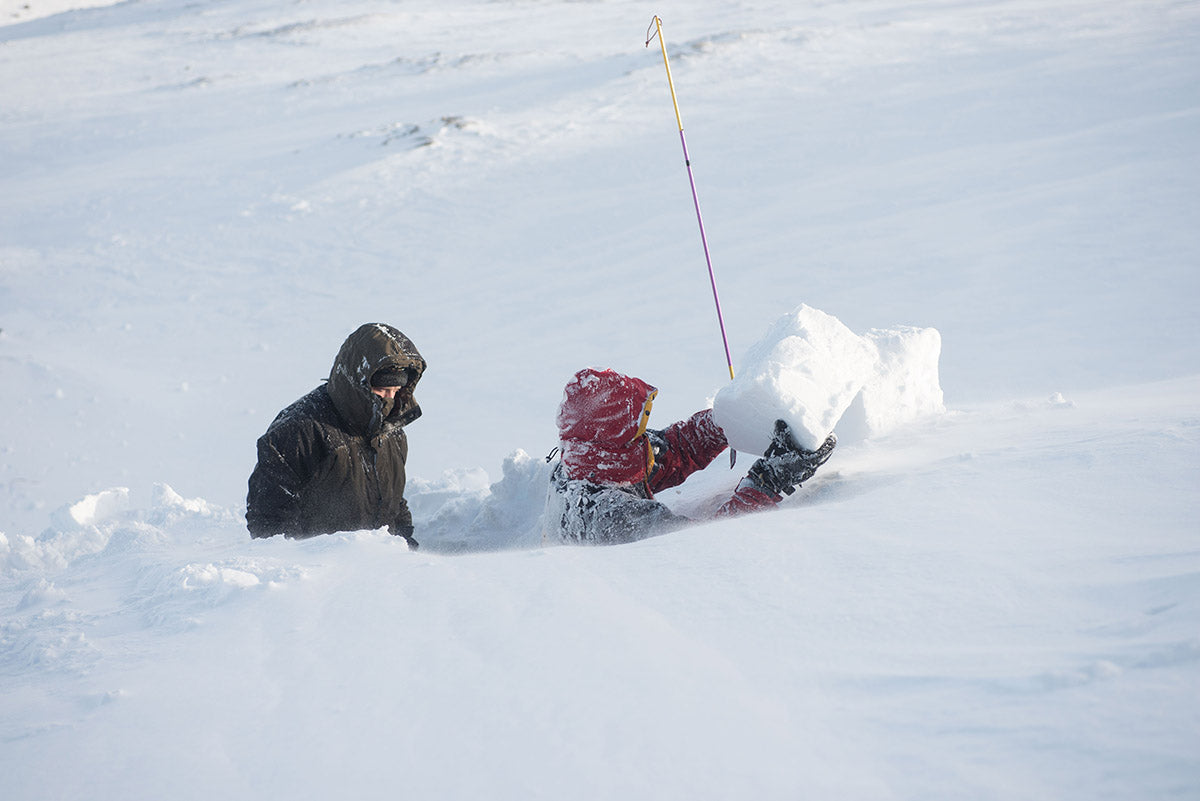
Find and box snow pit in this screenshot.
[712,305,944,455]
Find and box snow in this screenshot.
[712,303,941,454]
[2,0,1199,798]
[840,323,946,446]
[0,0,112,24]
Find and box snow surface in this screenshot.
[2,0,1199,798]
[0,0,112,24]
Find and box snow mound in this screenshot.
[52,487,131,529]
[1,483,241,576]
[413,449,553,553]
[713,304,944,455]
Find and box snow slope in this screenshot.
[1,1,1198,798]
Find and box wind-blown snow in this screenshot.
[1,0,1198,799]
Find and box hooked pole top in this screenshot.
[645,16,684,132]
[645,15,663,47]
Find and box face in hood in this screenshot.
[327,323,425,437]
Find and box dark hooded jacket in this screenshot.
[246,324,426,543]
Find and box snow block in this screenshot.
[713,306,945,455]
[862,325,945,433]
[712,305,876,455]
[835,326,945,444]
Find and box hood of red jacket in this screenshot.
[556,368,657,486]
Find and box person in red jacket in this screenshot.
[549,368,836,544]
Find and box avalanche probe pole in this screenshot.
[646,15,735,382]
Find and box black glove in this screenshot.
[390,524,419,550]
[645,428,669,482]
[645,428,669,462]
[746,420,837,496]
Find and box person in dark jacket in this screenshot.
[246,323,426,547]
[549,368,835,545]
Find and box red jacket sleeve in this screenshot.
[714,482,780,517]
[647,409,729,494]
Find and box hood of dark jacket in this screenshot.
[327,323,425,437]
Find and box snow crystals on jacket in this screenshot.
[246,323,425,541]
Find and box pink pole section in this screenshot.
[678,127,735,381]
[648,15,735,382]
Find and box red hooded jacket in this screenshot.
[555,368,776,515]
